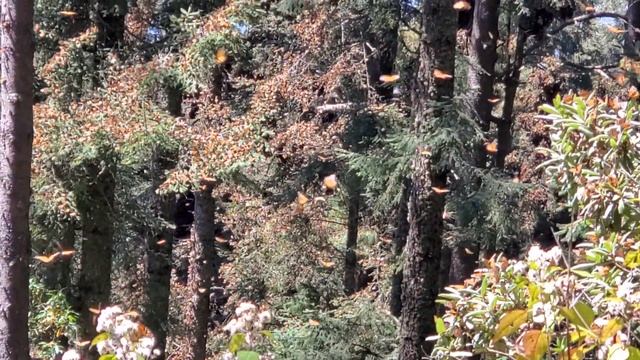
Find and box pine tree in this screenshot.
[398,0,457,358]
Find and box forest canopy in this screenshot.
[3,0,640,359]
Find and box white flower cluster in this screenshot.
[221,302,273,360]
[526,245,563,281]
[94,306,160,359]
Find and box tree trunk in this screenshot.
[92,0,128,48]
[143,194,176,360]
[186,182,217,360]
[448,245,478,285]
[344,180,360,295]
[364,0,401,99]
[399,0,456,357]
[468,0,499,166]
[0,0,34,358]
[626,0,640,58]
[43,221,76,291]
[497,30,527,168]
[390,184,409,317]
[76,159,117,340]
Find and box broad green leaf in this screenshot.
[628,346,640,360]
[561,302,595,329]
[518,329,549,360]
[237,351,260,360]
[91,332,110,346]
[528,284,541,309]
[480,275,489,296]
[625,251,640,269]
[98,355,117,360]
[229,333,246,354]
[492,309,528,342]
[600,318,623,343]
[434,316,446,335]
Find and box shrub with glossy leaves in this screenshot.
[432,94,640,360]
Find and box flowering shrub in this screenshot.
[222,302,273,360]
[432,94,640,360]
[60,306,159,360]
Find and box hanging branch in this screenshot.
[525,12,639,57]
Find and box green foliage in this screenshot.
[232,217,343,304]
[433,95,640,360]
[138,67,187,115]
[273,298,397,359]
[540,95,640,240]
[184,30,249,93]
[47,43,102,109]
[29,279,78,359]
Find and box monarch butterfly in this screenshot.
[485,141,498,155]
[215,48,228,64]
[379,74,400,83]
[431,186,450,194]
[59,10,78,17]
[34,253,60,264]
[433,69,453,80]
[453,0,472,10]
[323,174,337,191]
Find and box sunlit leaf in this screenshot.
[599,317,623,342]
[560,302,595,329]
[492,309,528,342]
[517,330,549,360]
[229,333,246,353]
[435,316,446,335]
[91,332,110,346]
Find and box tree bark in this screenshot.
[186,182,217,360]
[143,194,176,360]
[0,0,34,358]
[390,184,409,317]
[626,0,640,58]
[343,180,360,295]
[399,0,456,357]
[43,221,76,291]
[448,245,478,285]
[497,30,527,168]
[92,0,128,48]
[363,0,401,99]
[76,158,117,340]
[468,0,499,165]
